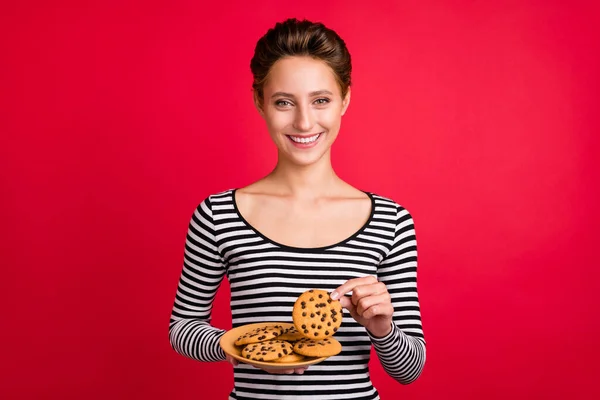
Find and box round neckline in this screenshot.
[230,188,376,252]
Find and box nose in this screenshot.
[292,104,315,132]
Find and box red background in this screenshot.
[2,1,599,399]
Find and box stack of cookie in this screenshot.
[234,289,343,363]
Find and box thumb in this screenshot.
[226,354,239,366]
[338,296,359,320]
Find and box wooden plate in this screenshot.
[219,322,327,370]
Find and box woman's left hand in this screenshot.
[331,276,394,338]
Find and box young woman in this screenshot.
[169,18,426,399]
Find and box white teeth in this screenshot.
[290,133,320,144]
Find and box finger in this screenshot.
[253,364,295,374]
[226,355,239,366]
[331,275,378,300]
[351,282,388,306]
[362,302,394,320]
[355,291,391,316]
[260,368,295,374]
[338,295,359,320]
[260,366,308,375]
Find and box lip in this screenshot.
[287,133,322,138]
[286,132,323,149]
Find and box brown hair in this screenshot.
[250,18,352,105]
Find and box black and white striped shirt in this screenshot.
[169,189,426,399]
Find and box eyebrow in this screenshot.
[270,90,334,99]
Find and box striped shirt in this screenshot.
[169,189,426,399]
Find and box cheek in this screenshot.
[265,111,292,133]
[319,109,342,130]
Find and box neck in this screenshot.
[267,150,340,199]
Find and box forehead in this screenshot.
[264,56,340,96]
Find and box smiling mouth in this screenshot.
[287,132,322,144]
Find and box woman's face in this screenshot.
[256,56,351,167]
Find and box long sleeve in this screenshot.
[367,205,426,384]
[169,197,227,362]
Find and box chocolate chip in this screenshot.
[310,313,315,318]
[310,297,314,302]
[325,330,329,335]
[333,327,338,332]
[318,294,323,298]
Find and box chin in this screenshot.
[285,150,331,167]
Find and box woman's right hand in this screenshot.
[225,354,239,367]
[226,354,307,375]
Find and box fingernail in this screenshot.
[330,291,339,300]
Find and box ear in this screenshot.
[253,90,265,119]
[341,86,351,116]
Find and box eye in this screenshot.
[314,98,331,105]
[275,100,292,107]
